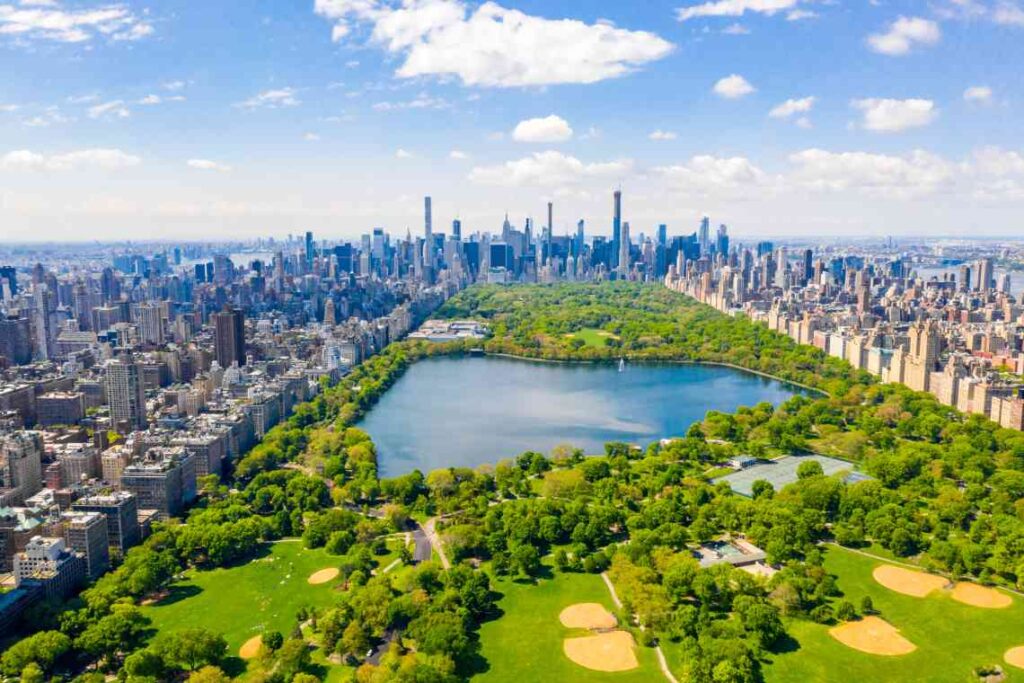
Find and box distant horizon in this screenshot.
[2,1,1023,241]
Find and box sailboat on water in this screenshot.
[618,357,625,372]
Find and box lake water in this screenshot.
[359,356,805,477]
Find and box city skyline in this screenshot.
[1,0,1023,240]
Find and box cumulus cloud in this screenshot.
[236,88,300,109]
[186,159,231,172]
[2,148,141,171]
[314,0,674,87]
[512,115,573,143]
[656,155,769,195]
[468,150,631,187]
[0,0,154,44]
[649,130,678,141]
[867,16,941,56]
[449,149,469,159]
[787,148,954,198]
[852,98,936,132]
[964,85,994,104]
[371,93,450,111]
[395,148,414,158]
[676,0,801,21]
[769,96,815,119]
[713,74,755,99]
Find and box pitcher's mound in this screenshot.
[952,582,1012,609]
[563,631,639,672]
[239,635,262,659]
[559,603,617,630]
[1004,646,1024,670]
[308,567,340,585]
[829,616,916,656]
[873,565,948,597]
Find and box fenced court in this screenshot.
[715,454,869,497]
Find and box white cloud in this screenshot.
[992,3,1024,25]
[186,159,231,172]
[787,148,954,198]
[371,94,450,111]
[163,80,187,91]
[0,1,154,44]
[0,103,19,112]
[87,100,130,119]
[512,115,573,143]
[676,0,800,21]
[786,9,817,20]
[468,150,631,187]
[303,132,321,141]
[449,149,469,159]
[867,16,941,56]
[722,22,750,34]
[2,148,140,171]
[138,95,162,105]
[656,155,769,195]
[314,0,674,87]
[769,96,815,118]
[963,85,994,104]
[649,130,678,141]
[713,74,755,99]
[236,88,300,109]
[852,98,937,132]
[395,148,414,158]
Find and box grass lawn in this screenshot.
[474,565,660,683]
[569,328,618,349]
[142,540,349,679]
[764,546,1024,682]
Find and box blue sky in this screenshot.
[1,0,1023,242]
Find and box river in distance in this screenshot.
[359,356,805,478]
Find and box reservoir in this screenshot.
[360,356,805,477]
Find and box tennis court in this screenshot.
[715,454,869,497]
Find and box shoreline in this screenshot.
[474,351,826,397]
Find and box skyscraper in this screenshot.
[105,356,147,433]
[612,190,622,268]
[452,218,462,241]
[619,221,631,275]
[213,308,246,368]
[699,216,711,256]
[304,231,314,268]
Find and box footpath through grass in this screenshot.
[765,546,1024,682]
[474,564,660,683]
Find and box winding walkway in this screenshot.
[600,572,678,683]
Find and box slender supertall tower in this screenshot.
[545,201,553,265]
[423,196,433,273]
[612,189,622,268]
[619,221,631,275]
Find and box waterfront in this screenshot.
[360,356,804,477]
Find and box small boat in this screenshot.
[618,358,625,372]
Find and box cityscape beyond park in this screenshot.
[2,2,1024,682]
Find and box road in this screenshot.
[411,525,432,563]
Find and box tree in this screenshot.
[187,666,232,683]
[74,606,149,668]
[276,639,312,681]
[153,628,228,671]
[797,460,824,480]
[262,630,284,652]
[19,663,44,683]
[860,595,875,614]
[408,612,471,661]
[1,630,71,676]
[123,649,166,680]
[751,480,774,500]
[835,600,857,621]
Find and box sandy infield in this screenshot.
[559,603,618,630]
[239,635,262,659]
[873,565,949,598]
[1005,646,1024,669]
[563,631,639,672]
[307,567,340,585]
[952,582,1012,609]
[829,616,916,656]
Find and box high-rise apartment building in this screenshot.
[106,356,147,433]
[62,511,109,580]
[213,308,246,368]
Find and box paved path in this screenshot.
[422,517,451,569]
[411,526,432,563]
[600,572,678,683]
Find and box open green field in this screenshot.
[568,328,618,348]
[141,540,347,678]
[474,566,660,683]
[765,546,1024,682]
